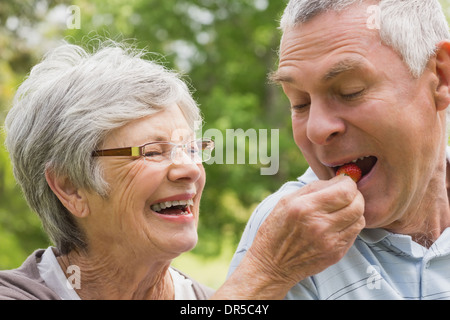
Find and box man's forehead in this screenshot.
[272,4,381,85]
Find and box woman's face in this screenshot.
[82,104,206,261]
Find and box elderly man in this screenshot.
[227,0,450,299]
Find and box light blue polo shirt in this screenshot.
[227,166,450,300]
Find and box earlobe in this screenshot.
[434,41,450,111]
[45,168,90,218]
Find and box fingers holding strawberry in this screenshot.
[245,176,365,292]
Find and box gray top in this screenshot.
[0,249,214,300]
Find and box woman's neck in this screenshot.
[57,249,174,300]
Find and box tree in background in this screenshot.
[0,0,69,268]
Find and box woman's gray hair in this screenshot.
[279,0,450,78]
[4,41,202,254]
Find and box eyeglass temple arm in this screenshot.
[92,139,213,157]
[92,146,142,157]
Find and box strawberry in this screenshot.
[336,163,362,182]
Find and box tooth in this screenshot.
[152,204,161,212]
[188,199,194,206]
[179,200,187,206]
[165,201,172,208]
[173,200,179,206]
[160,203,166,209]
[352,159,358,163]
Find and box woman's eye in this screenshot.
[144,151,162,157]
[144,147,168,158]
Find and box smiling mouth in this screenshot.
[332,156,378,178]
[151,199,194,216]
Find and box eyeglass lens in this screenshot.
[142,140,213,164]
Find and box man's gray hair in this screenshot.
[280,0,450,78]
[4,41,202,254]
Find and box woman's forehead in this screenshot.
[103,105,194,148]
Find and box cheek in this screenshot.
[106,161,165,212]
[292,116,324,174]
[292,116,307,147]
[193,166,206,214]
[197,165,207,191]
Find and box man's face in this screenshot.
[274,4,447,230]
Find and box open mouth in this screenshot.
[151,199,194,216]
[333,156,378,179]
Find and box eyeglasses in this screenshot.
[92,138,214,165]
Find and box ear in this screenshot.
[434,41,450,111]
[45,168,90,219]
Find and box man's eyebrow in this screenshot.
[268,70,294,85]
[269,58,365,85]
[322,59,364,81]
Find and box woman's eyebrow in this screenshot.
[130,135,167,146]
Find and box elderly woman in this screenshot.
[1,42,217,300]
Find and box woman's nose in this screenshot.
[168,149,202,182]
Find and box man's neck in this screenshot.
[386,156,450,248]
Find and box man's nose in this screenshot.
[306,100,346,145]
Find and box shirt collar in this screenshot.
[358,228,391,244]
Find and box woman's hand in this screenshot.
[213,175,365,299]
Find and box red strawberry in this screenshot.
[336,163,362,182]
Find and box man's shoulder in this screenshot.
[251,180,304,223]
[234,168,318,248]
[248,168,318,228]
[227,168,318,277]
[0,249,59,300]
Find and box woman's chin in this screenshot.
[169,232,198,255]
